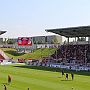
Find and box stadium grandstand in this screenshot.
[45,25,90,68]
[0,31,10,60]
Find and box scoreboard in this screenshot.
[17,37,32,46]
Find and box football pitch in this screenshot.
[0,65,90,90]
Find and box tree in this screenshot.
[7,39,14,44]
[3,38,7,44]
[51,37,58,44]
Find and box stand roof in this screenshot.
[45,26,90,37]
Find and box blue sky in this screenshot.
[0,0,90,39]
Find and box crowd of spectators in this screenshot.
[51,44,90,66]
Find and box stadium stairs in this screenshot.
[0,49,10,60]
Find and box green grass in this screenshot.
[0,48,56,60]
[0,64,90,90]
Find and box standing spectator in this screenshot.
[72,87,74,90]
[3,84,7,90]
[61,70,64,77]
[71,73,74,80]
[8,75,12,84]
[27,88,29,90]
[66,73,68,80]
[69,66,72,69]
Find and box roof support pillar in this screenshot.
[75,37,76,42]
[67,37,69,45]
[88,37,90,44]
[85,37,86,41]
[75,37,78,44]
